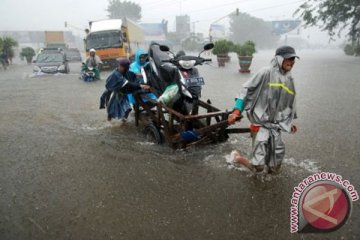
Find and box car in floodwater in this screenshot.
[33,48,69,74]
[65,48,82,62]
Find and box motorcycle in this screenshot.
[81,63,97,82]
[144,42,213,115]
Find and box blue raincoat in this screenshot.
[129,49,147,83]
[128,49,157,104]
[100,70,136,120]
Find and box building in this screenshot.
[0,31,78,50]
[175,15,190,38]
[140,22,167,44]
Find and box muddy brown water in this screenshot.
[0,50,359,239]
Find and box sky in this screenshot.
[0,0,345,45]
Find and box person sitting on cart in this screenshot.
[228,46,299,173]
[83,48,102,80]
[128,49,157,105]
[100,58,150,121]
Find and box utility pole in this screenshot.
[64,21,83,32]
[179,0,182,15]
[64,21,86,39]
[192,21,199,34]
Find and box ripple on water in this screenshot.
[28,72,80,78]
[202,150,320,178]
[80,122,114,131]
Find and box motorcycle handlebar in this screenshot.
[162,57,211,65]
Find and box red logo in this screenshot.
[301,183,351,231]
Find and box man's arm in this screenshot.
[122,81,149,93]
[95,55,103,65]
[228,70,267,124]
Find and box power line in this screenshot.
[192,0,305,23]
[182,0,252,14]
[249,0,304,13]
[143,0,251,18]
[141,0,191,9]
[143,0,304,23]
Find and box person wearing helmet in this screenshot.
[84,48,102,79]
[228,46,299,173]
[100,58,150,121]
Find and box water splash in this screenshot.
[283,157,320,173]
[203,150,320,176]
[136,141,156,146]
[80,122,118,131]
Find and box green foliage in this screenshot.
[355,44,360,56]
[344,43,360,56]
[107,0,142,21]
[212,39,233,55]
[344,44,355,55]
[2,36,18,49]
[0,36,18,58]
[226,40,235,52]
[229,12,279,49]
[295,0,360,42]
[20,47,36,60]
[234,40,256,56]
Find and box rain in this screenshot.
[0,0,359,239]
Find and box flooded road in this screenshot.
[0,50,359,239]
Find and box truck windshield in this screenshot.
[86,31,122,50]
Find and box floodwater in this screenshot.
[0,49,359,239]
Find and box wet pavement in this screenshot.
[0,50,359,239]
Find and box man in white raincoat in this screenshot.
[228,46,299,173]
[84,48,103,79]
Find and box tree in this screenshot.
[0,36,18,64]
[107,0,142,21]
[20,47,36,64]
[229,12,280,49]
[295,0,360,43]
[0,38,3,54]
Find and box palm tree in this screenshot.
[1,36,18,64]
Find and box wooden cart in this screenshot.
[133,92,250,149]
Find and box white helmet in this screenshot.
[89,48,96,53]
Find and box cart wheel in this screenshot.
[144,123,162,144]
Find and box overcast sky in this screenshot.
[0,0,344,44]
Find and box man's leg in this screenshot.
[230,150,254,171]
[268,132,285,173]
[231,127,269,172]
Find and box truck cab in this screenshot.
[85,18,144,69]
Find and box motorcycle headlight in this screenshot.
[58,65,65,71]
[33,65,41,72]
[179,60,196,70]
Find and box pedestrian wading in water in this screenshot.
[228,46,299,173]
[100,58,150,121]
